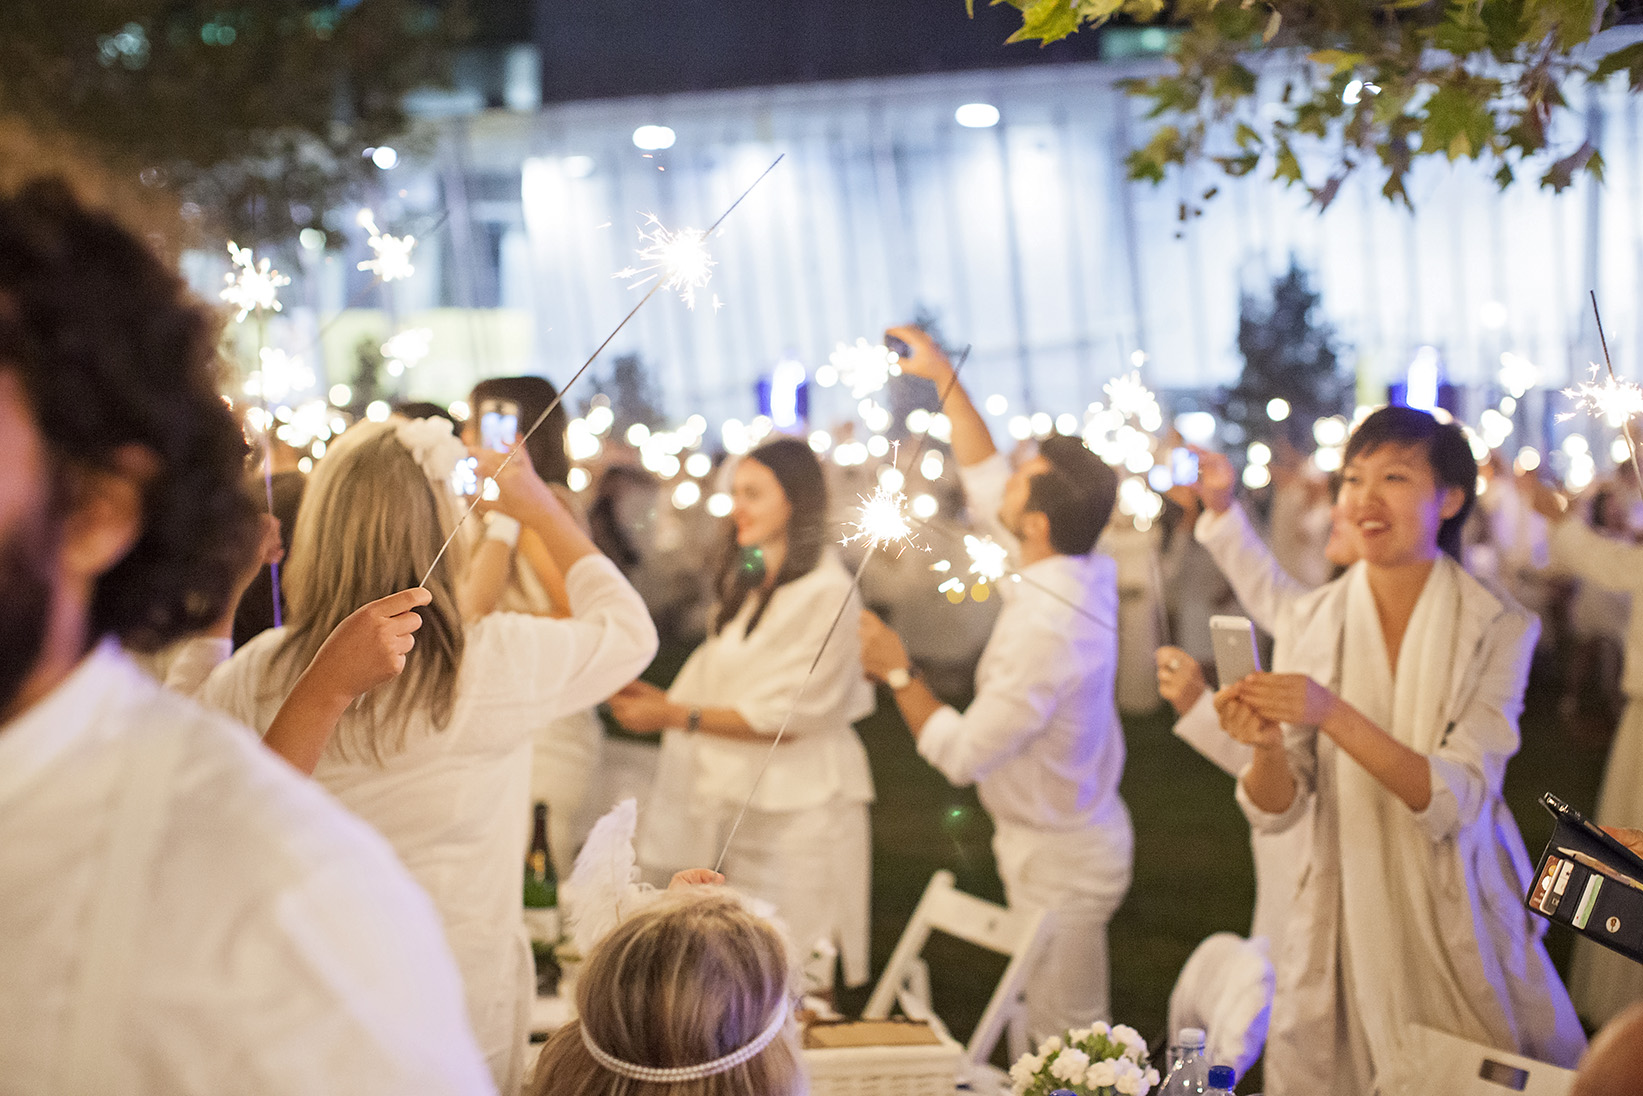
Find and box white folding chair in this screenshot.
[1166,932,1275,1080]
[1408,1025,1576,1096]
[863,869,1051,1069]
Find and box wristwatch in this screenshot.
[885,666,918,691]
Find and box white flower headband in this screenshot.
[392,415,469,498]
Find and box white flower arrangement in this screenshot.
[1008,1023,1161,1096]
[392,415,469,498]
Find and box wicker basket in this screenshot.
[803,1027,966,1096]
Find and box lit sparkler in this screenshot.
[614,214,717,309]
[1561,365,1643,429]
[357,210,417,282]
[245,347,314,404]
[221,242,289,322]
[964,534,1008,583]
[828,338,902,399]
[1103,371,1164,432]
[843,483,918,554]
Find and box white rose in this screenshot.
[1049,1048,1092,1083]
[1090,1021,1111,1038]
[1110,1025,1145,1056]
[1115,1074,1142,1095]
[1068,1027,1092,1044]
[1086,1059,1119,1088]
[1009,1053,1044,1088]
[1038,1036,1063,1056]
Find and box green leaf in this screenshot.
[1126,123,1187,183]
[1432,2,1489,55]
[1213,151,1262,175]
[1540,139,1595,191]
[1494,162,1515,188]
[1308,49,1365,73]
[1274,138,1304,185]
[1592,41,1643,89]
[1235,122,1263,149]
[1421,81,1496,161]
[1211,62,1258,99]
[1004,0,1084,43]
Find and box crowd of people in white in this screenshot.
[5,176,1643,1096]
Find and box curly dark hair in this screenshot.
[0,177,260,651]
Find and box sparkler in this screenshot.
[614,215,718,310]
[828,338,902,399]
[418,154,786,589]
[221,242,290,322]
[356,210,417,283]
[221,241,290,625]
[246,347,314,404]
[1566,292,1643,501]
[843,482,918,555]
[965,534,1009,583]
[382,327,433,377]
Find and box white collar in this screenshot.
[0,639,139,811]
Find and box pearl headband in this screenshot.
[579,995,791,1084]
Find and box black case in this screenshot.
[1525,794,1643,965]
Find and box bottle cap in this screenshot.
[1207,1065,1235,1089]
[1178,1027,1206,1047]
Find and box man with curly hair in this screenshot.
[0,179,495,1094]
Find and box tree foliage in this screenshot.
[1220,260,1352,450]
[982,0,1640,207]
[0,1,460,244]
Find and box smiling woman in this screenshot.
[1203,405,1587,1095]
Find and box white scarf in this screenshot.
[1335,556,1499,1093]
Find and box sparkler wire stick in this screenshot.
[418,155,786,589]
[1591,291,1643,502]
[256,310,283,628]
[712,345,970,871]
[1148,551,1170,647]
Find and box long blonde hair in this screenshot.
[275,419,467,761]
[529,891,806,1096]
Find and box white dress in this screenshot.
[1210,528,1585,1094]
[639,553,876,987]
[0,642,495,1096]
[200,556,657,1096]
[1548,518,1643,1024]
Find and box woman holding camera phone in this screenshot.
[1200,406,1583,1095]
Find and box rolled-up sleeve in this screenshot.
[1407,607,1536,843]
[1236,724,1317,836]
[957,453,1017,549]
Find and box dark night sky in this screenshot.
[525,1,1109,104]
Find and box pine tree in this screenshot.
[1219,260,1351,452]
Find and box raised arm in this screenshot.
[886,325,994,468]
[1192,450,1319,635]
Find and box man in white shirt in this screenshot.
[859,325,1130,1040]
[0,179,494,1095]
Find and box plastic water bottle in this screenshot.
[1158,1027,1208,1095]
[1205,1064,1236,1095]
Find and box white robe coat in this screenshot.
[1198,505,1585,1095]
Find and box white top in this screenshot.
[199,556,657,1093]
[658,552,876,812]
[1549,517,1643,696]
[0,642,494,1096]
[918,453,1128,833]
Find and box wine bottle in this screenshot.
[524,801,557,909]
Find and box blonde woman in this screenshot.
[198,417,658,1094]
[527,889,804,1096]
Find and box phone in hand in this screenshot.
[1210,614,1262,686]
[884,334,912,360]
[1170,447,1199,487]
[478,399,519,453]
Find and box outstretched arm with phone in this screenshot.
[885,325,995,469]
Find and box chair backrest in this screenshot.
[863,870,1050,1066]
[1166,932,1274,1080]
[1408,1025,1576,1096]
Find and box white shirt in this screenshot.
[660,552,876,812]
[0,642,494,1096]
[200,555,657,1094]
[917,453,1128,833]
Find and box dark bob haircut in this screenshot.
[0,178,260,651]
[1342,404,1477,560]
[1025,435,1119,556]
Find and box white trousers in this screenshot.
[993,811,1134,1042]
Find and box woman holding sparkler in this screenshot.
[197,416,658,1095]
[1211,406,1584,1095]
[609,436,875,994]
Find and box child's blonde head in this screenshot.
[530,890,805,1096]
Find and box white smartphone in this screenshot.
[1210,614,1262,686]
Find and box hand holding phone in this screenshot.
[478,398,519,453]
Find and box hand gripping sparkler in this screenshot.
[417,155,786,589]
[711,346,970,872]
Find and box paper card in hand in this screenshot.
[1525,793,1643,965]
